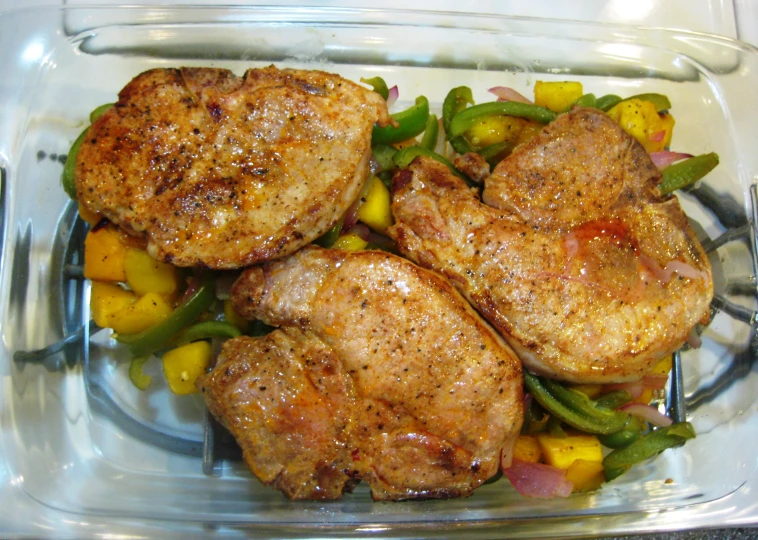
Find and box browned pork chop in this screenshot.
[390,107,713,384]
[197,246,523,501]
[75,66,390,269]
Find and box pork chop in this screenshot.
[75,66,390,269]
[197,246,523,500]
[389,107,713,384]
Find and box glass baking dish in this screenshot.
[1,5,757,538]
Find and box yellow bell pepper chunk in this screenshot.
[77,201,102,227]
[332,233,368,251]
[537,434,603,470]
[224,298,250,333]
[84,226,128,282]
[90,281,137,328]
[534,81,584,113]
[357,175,393,234]
[565,459,605,492]
[569,384,603,399]
[109,292,173,335]
[516,120,543,145]
[650,355,673,376]
[634,387,655,405]
[606,99,675,153]
[466,115,526,148]
[512,435,542,463]
[124,247,179,297]
[162,340,213,395]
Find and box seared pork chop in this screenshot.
[75,66,390,269]
[390,107,713,384]
[198,246,523,500]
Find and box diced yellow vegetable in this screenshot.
[650,355,673,376]
[77,201,102,227]
[109,292,173,335]
[90,281,137,328]
[537,434,603,470]
[124,247,179,297]
[332,233,369,251]
[569,384,603,399]
[512,435,542,463]
[162,340,213,395]
[606,99,675,153]
[84,226,128,282]
[357,175,393,234]
[533,81,584,112]
[516,120,543,145]
[465,115,526,147]
[224,298,250,333]
[565,459,605,492]
[634,387,655,405]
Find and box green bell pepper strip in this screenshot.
[420,113,439,151]
[315,213,346,248]
[478,140,515,167]
[594,389,633,410]
[61,128,88,199]
[659,152,719,195]
[566,93,597,110]
[360,76,389,101]
[448,102,557,139]
[61,103,116,199]
[172,320,241,346]
[392,146,474,186]
[598,416,643,449]
[372,143,398,173]
[524,372,631,435]
[372,96,430,145]
[442,86,476,155]
[128,356,152,391]
[596,94,623,111]
[89,103,114,123]
[603,422,696,480]
[116,279,215,357]
[443,86,474,133]
[622,92,672,112]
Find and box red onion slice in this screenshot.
[650,151,692,170]
[386,85,399,108]
[488,86,533,104]
[503,460,573,498]
[619,403,673,427]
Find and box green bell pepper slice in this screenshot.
[372,143,399,173]
[603,422,696,480]
[622,92,672,112]
[360,76,390,101]
[442,86,476,155]
[392,146,473,186]
[598,416,643,449]
[61,128,88,199]
[448,102,557,139]
[595,389,633,410]
[173,320,241,346]
[420,113,439,151]
[128,356,152,391]
[596,94,623,111]
[659,152,719,194]
[524,372,631,435]
[116,279,215,357]
[478,140,515,167]
[372,96,430,145]
[89,103,114,123]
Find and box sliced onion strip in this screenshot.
[503,460,573,498]
[619,403,673,427]
[488,86,533,104]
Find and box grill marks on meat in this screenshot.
[198,246,523,500]
[75,66,390,269]
[390,107,713,384]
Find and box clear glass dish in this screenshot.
[1,5,757,538]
